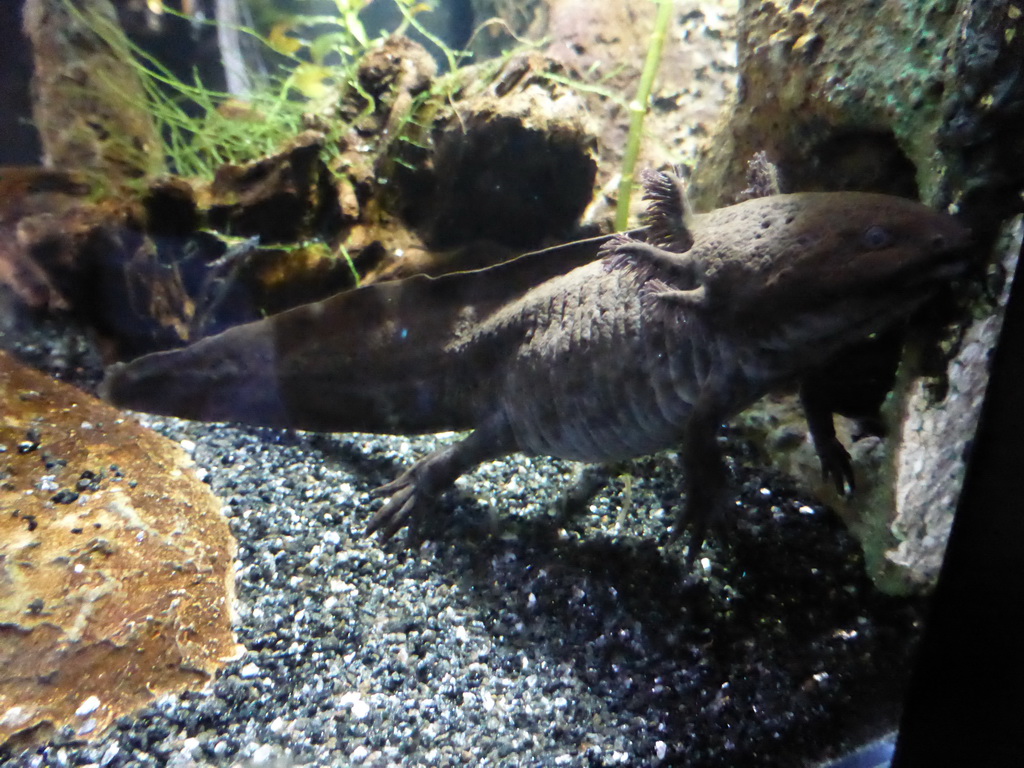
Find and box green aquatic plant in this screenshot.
[67,0,667,243]
[615,0,674,230]
[63,0,436,180]
[529,2,676,231]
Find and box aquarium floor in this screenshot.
[2,318,924,768]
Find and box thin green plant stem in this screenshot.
[539,71,629,107]
[337,243,361,286]
[396,2,469,72]
[615,0,674,231]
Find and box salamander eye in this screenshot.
[861,225,893,250]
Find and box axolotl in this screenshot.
[101,170,971,561]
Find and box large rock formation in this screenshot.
[0,351,241,750]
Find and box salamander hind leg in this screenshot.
[366,416,515,542]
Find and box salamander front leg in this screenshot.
[673,387,731,568]
[799,380,855,495]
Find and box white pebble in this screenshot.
[481,690,496,712]
[339,691,370,719]
[655,740,668,760]
[36,475,58,492]
[0,707,30,728]
[75,696,100,717]
[100,742,120,765]
[250,744,274,765]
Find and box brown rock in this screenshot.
[469,1,739,226]
[389,50,598,251]
[0,351,241,750]
[23,0,164,182]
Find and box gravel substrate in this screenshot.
[1,320,926,767]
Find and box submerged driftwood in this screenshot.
[5,16,598,356]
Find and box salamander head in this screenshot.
[696,192,972,339]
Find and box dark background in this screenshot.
[0,1,40,165]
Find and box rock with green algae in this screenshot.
[0,351,241,752]
[690,0,1024,213]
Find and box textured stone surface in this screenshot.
[689,0,968,207]
[738,219,1019,594]
[884,218,1022,591]
[0,351,241,750]
[23,0,164,181]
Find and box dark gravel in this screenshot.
[1,319,925,768]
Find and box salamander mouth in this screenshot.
[832,231,973,302]
[905,252,971,286]
[746,238,971,359]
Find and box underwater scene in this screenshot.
[1,0,1023,766]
